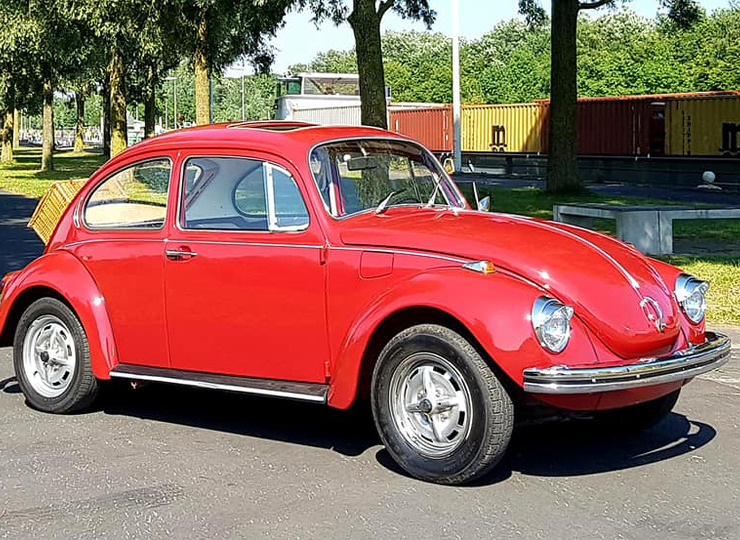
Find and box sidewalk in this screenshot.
[0,190,43,276]
[453,174,740,205]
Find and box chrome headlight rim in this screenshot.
[674,274,709,324]
[531,296,575,354]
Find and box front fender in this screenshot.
[327,267,598,409]
[0,250,118,379]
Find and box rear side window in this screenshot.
[181,157,309,232]
[84,159,171,229]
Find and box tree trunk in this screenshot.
[109,47,128,156]
[74,92,85,153]
[102,79,111,159]
[12,108,20,149]
[547,0,581,193]
[1,110,13,162]
[41,78,54,171]
[194,10,210,125]
[348,0,388,129]
[144,66,156,138]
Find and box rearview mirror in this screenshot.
[346,156,379,171]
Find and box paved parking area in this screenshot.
[1,191,739,539]
[0,334,738,540]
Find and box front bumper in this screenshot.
[523,331,731,394]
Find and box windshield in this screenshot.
[309,139,465,218]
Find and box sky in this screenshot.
[231,0,730,76]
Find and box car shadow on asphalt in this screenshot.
[1,376,21,394]
[99,382,717,484]
[100,382,380,457]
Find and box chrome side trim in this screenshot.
[331,246,467,264]
[165,239,323,250]
[110,365,327,403]
[523,331,731,394]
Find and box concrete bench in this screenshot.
[552,203,740,255]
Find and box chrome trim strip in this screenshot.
[523,331,731,394]
[331,246,467,264]
[165,239,323,250]
[110,371,327,403]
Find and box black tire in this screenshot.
[594,389,681,434]
[13,297,99,413]
[371,324,514,485]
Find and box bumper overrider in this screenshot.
[523,331,731,394]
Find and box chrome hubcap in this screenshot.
[22,315,76,398]
[389,352,473,458]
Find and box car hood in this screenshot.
[338,208,681,359]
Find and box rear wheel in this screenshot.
[371,324,514,485]
[13,297,98,413]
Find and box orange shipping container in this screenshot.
[388,106,452,153]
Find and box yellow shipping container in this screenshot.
[28,179,87,244]
[665,96,740,156]
[461,103,545,153]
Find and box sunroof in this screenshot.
[227,121,316,132]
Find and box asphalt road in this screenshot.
[1,192,739,539]
[0,334,738,540]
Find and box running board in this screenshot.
[110,364,328,403]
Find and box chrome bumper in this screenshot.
[523,331,731,394]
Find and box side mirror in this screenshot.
[477,196,490,212]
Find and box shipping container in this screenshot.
[665,95,740,157]
[540,99,661,156]
[293,105,362,126]
[389,106,452,153]
[461,104,545,153]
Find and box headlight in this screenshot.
[531,297,574,354]
[675,274,709,324]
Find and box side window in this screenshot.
[84,159,171,229]
[181,157,309,232]
[269,165,310,230]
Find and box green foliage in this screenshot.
[294,6,740,105]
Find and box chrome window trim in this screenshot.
[81,156,173,232]
[176,155,311,235]
[307,136,467,221]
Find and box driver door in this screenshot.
[164,152,329,383]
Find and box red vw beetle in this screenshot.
[0,122,730,484]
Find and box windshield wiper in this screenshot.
[375,191,397,215]
[424,171,445,208]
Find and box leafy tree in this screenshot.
[305,0,435,128]
[519,0,702,193]
[176,0,294,125]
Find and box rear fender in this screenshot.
[0,250,118,379]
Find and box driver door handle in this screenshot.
[165,247,198,260]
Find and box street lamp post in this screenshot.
[241,59,246,121]
[452,0,462,173]
[165,76,178,130]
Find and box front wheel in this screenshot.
[371,324,514,485]
[13,297,99,413]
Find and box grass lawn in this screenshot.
[1,151,737,325]
[0,147,106,199]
